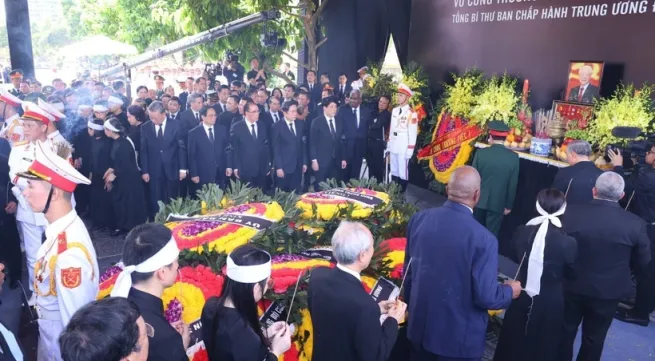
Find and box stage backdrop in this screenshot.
[408,0,655,109]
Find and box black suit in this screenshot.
[180,109,202,134]
[218,111,238,132]
[167,112,181,122]
[140,119,187,218]
[212,103,227,117]
[308,267,399,361]
[0,150,20,286]
[188,124,231,192]
[178,91,189,111]
[271,119,307,193]
[552,161,604,204]
[367,109,391,182]
[229,120,271,189]
[310,115,346,188]
[303,83,322,104]
[567,84,600,104]
[259,110,283,134]
[559,200,651,361]
[339,105,370,181]
[336,83,352,104]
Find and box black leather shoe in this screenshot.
[615,309,649,327]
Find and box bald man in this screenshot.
[403,166,521,361]
[567,65,599,104]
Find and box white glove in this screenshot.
[405,149,414,160]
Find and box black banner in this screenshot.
[259,301,287,329]
[167,213,274,230]
[188,319,203,349]
[370,277,400,302]
[297,248,335,263]
[322,189,384,207]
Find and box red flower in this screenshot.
[191,349,209,361]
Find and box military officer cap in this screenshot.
[206,90,218,99]
[22,101,55,126]
[9,69,23,79]
[396,83,414,98]
[0,88,22,108]
[18,140,91,192]
[38,98,66,121]
[487,120,510,138]
[154,74,165,81]
[42,85,56,96]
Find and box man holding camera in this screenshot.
[223,52,245,84]
[609,146,655,326]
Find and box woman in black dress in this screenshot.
[126,105,146,166]
[88,102,115,232]
[103,117,148,236]
[201,245,292,361]
[493,189,578,361]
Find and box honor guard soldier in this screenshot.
[387,83,418,193]
[9,102,57,305]
[38,98,69,145]
[18,140,97,361]
[0,88,25,146]
[8,70,23,98]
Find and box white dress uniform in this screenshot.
[387,103,418,181]
[0,89,25,145]
[17,140,96,361]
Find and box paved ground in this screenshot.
[2,184,654,360]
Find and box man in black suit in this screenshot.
[310,96,347,189]
[367,95,391,182]
[178,77,194,111]
[302,70,322,104]
[339,89,369,181]
[567,65,600,104]
[188,106,232,192]
[167,96,182,121]
[180,92,204,133]
[559,172,651,361]
[336,72,352,105]
[214,85,230,115]
[142,101,187,219]
[230,101,271,189]
[218,95,240,132]
[270,100,307,193]
[552,140,604,204]
[308,221,406,361]
[283,84,296,103]
[259,96,283,133]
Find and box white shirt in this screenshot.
[0,322,22,360]
[352,107,360,129]
[271,111,280,123]
[336,264,361,281]
[169,112,178,119]
[246,120,258,138]
[203,123,214,139]
[219,102,227,112]
[156,118,167,135]
[193,110,200,121]
[458,202,473,213]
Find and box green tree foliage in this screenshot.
[67,0,304,65]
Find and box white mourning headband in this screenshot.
[108,96,124,106]
[87,120,104,131]
[103,120,120,132]
[111,238,180,298]
[93,104,108,112]
[226,253,271,283]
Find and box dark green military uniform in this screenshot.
[472,122,519,236]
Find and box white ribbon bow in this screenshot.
[524,201,566,297]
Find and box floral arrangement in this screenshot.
[443,70,484,119]
[168,202,285,253]
[378,238,407,280]
[586,83,655,149]
[296,188,390,221]
[162,265,225,325]
[400,62,430,108]
[470,74,521,129]
[270,254,334,294]
[360,62,430,109]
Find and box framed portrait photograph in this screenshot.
[552,101,594,129]
[564,61,604,104]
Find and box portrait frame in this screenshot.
[552,100,594,130]
[564,61,604,105]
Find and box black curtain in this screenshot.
[319,0,413,82]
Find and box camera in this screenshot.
[226,50,240,64]
[260,30,287,48]
[609,126,655,163]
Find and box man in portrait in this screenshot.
[567,64,600,104]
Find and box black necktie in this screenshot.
[41,231,46,244]
[289,122,296,136]
[329,118,336,138]
[251,123,257,139]
[195,112,200,123]
[157,125,163,139]
[273,113,278,123]
[208,127,214,143]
